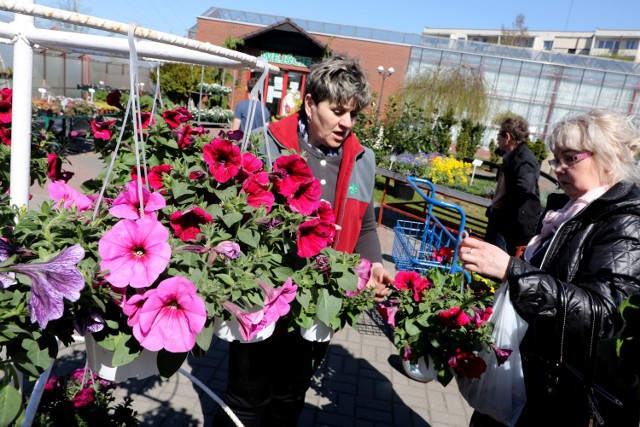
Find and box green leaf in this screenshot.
[221,212,243,228]
[157,350,187,379]
[237,228,259,247]
[0,383,23,427]
[112,334,142,366]
[316,289,342,326]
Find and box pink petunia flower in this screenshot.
[272,154,314,197]
[472,306,493,328]
[98,216,171,288]
[90,119,116,140]
[169,207,213,242]
[222,300,266,342]
[296,218,336,258]
[377,302,399,328]
[109,181,166,219]
[491,344,513,366]
[131,277,207,353]
[259,278,298,325]
[432,247,453,263]
[47,181,94,213]
[122,293,147,327]
[202,138,242,183]
[0,100,11,124]
[345,257,372,296]
[72,388,95,408]
[0,124,10,146]
[286,178,322,215]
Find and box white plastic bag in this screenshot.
[457,283,529,426]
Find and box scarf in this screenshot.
[523,185,610,263]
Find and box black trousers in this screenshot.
[212,320,329,427]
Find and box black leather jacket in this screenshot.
[507,180,640,426]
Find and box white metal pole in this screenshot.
[9,0,34,209]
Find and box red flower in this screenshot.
[90,119,116,140]
[72,387,96,408]
[242,171,274,212]
[176,123,196,148]
[438,306,471,327]
[296,218,335,258]
[393,271,432,302]
[140,111,155,130]
[169,207,213,242]
[239,152,264,178]
[162,106,193,129]
[131,164,173,191]
[225,129,243,141]
[432,247,453,262]
[1,88,12,103]
[272,154,314,197]
[106,90,123,109]
[0,125,10,146]
[377,303,399,328]
[473,306,493,328]
[189,170,206,181]
[202,138,242,183]
[448,348,487,378]
[314,200,335,223]
[0,100,11,124]
[287,178,321,215]
[46,152,74,183]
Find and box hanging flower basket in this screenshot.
[402,355,438,383]
[85,334,159,382]
[299,317,334,342]
[213,316,276,343]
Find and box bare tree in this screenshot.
[501,14,530,47]
[37,0,91,33]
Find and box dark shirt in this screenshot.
[234,99,271,134]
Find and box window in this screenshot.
[597,40,620,50]
[543,40,553,50]
[625,40,638,50]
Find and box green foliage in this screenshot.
[529,138,549,164]
[455,118,486,160]
[400,67,490,123]
[433,109,457,155]
[488,139,501,164]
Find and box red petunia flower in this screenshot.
[242,171,275,212]
[0,124,11,146]
[286,178,322,215]
[393,270,432,302]
[448,348,487,378]
[46,152,74,183]
[169,207,213,242]
[272,154,314,197]
[162,106,193,129]
[0,100,11,124]
[131,164,173,191]
[438,306,472,327]
[90,119,116,140]
[202,138,242,183]
[296,218,335,258]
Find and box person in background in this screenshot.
[231,76,271,133]
[213,55,393,427]
[459,109,640,426]
[484,115,542,256]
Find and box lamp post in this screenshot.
[375,65,394,127]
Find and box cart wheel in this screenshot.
[401,358,435,383]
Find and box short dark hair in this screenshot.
[500,115,529,144]
[303,55,371,115]
[247,77,260,92]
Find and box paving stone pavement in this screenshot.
[38,151,473,427]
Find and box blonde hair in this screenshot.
[547,109,640,184]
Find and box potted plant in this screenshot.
[377,263,504,385]
[0,96,377,422]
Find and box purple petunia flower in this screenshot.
[7,244,86,328]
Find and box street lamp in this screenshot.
[375,65,394,127]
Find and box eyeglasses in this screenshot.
[549,152,594,168]
[498,131,508,138]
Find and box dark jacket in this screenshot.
[487,143,542,251]
[507,180,640,426]
[263,113,380,258]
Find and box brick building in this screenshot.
[192,9,409,120]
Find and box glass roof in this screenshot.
[198,7,640,76]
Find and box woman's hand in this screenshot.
[458,237,510,282]
[368,262,394,303]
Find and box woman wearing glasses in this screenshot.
[460,109,640,426]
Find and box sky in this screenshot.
[30,0,640,38]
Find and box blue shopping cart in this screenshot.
[391,176,469,279]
